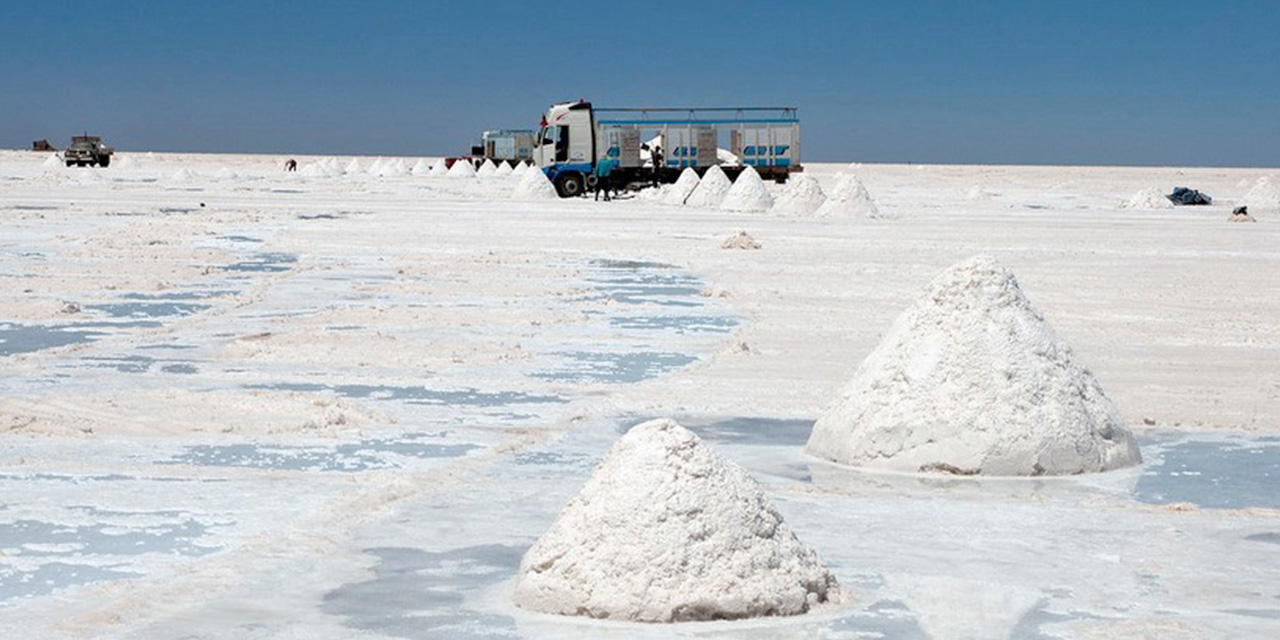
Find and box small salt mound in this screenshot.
[429,159,449,176]
[511,167,558,200]
[514,418,839,622]
[720,165,774,212]
[964,185,998,201]
[663,167,701,205]
[411,159,432,175]
[684,165,731,208]
[367,157,386,174]
[807,255,1141,476]
[345,158,363,174]
[41,153,63,168]
[116,156,140,170]
[511,162,529,177]
[324,157,346,176]
[169,168,198,182]
[814,173,885,218]
[476,159,498,178]
[1229,212,1257,223]
[771,173,826,216]
[1237,178,1253,188]
[1120,187,1173,209]
[373,158,408,177]
[214,166,238,180]
[447,159,477,179]
[299,162,327,178]
[493,161,514,177]
[721,231,762,250]
[1243,176,1280,211]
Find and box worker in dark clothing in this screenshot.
[594,158,620,201]
[285,158,297,171]
[650,146,663,188]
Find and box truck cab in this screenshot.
[534,100,596,197]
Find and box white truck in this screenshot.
[533,100,801,197]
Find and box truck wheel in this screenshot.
[66,161,75,167]
[555,172,584,198]
[98,157,110,168]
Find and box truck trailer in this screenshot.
[470,129,535,165]
[533,100,801,198]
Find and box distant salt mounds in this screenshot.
[476,159,498,178]
[447,159,477,178]
[815,172,885,218]
[772,173,827,216]
[684,165,732,208]
[116,155,140,170]
[720,165,774,212]
[1120,187,1173,210]
[511,162,530,177]
[169,168,198,182]
[41,153,63,169]
[493,161,514,177]
[411,158,432,175]
[514,418,839,622]
[1243,176,1280,211]
[806,255,1141,476]
[345,158,363,174]
[664,167,701,205]
[428,159,448,176]
[511,167,557,200]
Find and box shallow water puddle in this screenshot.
[244,382,565,407]
[163,433,480,471]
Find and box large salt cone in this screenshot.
[806,255,1141,476]
[515,418,839,622]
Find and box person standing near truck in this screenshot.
[593,157,620,201]
[650,145,663,188]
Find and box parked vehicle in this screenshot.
[533,100,801,197]
[63,136,114,168]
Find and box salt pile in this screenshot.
[806,255,1141,476]
[721,231,762,250]
[476,159,498,178]
[41,153,62,169]
[447,159,477,179]
[299,162,328,178]
[964,185,998,201]
[493,161,514,177]
[410,158,432,175]
[771,173,827,216]
[720,165,774,212]
[684,165,731,208]
[1243,176,1280,211]
[116,155,140,170]
[1120,187,1173,209]
[372,158,408,177]
[511,167,558,200]
[169,168,198,182]
[663,167,701,205]
[428,159,448,176]
[511,162,529,177]
[214,166,238,180]
[815,172,884,218]
[514,418,839,622]
[344,158,363,174]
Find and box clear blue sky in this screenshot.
[4,1,1278,166]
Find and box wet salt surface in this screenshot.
[89,302,211,318]
[244,382,566,407]
[223,252,298,273]
[163,433,480,471]
[1133,434,1280,509]
[0,322,101,356]
[532,350,697,384]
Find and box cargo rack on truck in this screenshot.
[534,100,802,197]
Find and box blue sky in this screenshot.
[4,1,1278,166]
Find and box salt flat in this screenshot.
[1,150,1278,638]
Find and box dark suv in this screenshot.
[64,136,114,167]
